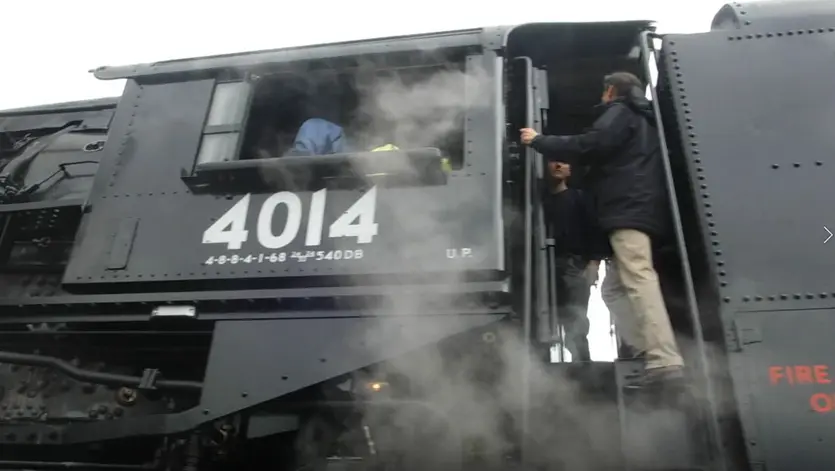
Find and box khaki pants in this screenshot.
[601,229,684,369]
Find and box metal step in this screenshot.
[324,457,369,471]
[615,360,708,471]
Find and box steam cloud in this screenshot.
[336,63,628,470]
[259,60,734,470]
[351,60,492,152]
[353,289,733,470]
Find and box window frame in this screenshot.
[192,76,255,171]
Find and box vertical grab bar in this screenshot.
[517,56,535,462]
[639,30,727,471]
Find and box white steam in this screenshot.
[351,61,492,151]
[259,59,734,471]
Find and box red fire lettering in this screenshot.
[796,366,813,384]
[814,365,831,384]
[810,393,835,413]
[769,366,785,385]
[769,365,832,385]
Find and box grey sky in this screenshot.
[2,0,724,110]
[0,0,727,360]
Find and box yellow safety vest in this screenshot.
[370,144,452,173]
[371,144,399,152]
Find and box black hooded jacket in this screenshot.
[530,96,671,241]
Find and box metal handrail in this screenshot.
[639,30,726,471]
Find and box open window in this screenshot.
[186,52,475,193]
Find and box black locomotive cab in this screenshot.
[56,37,504,304]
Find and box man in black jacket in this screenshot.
[542,160,609,363]
[520,72,684,388]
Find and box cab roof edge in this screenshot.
[90,27,492,82]
[0,97,120,116]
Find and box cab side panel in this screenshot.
[63,55,504,291]
[64,79,214,283]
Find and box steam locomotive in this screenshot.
[0,1,833,470]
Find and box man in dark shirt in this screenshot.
[543,160,609,363]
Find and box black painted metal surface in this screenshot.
[711,1,835,32]
[730,311,835,471]
[4,1,835,467]
[91,29,488,81]
[662,5,835,469]
[662,25,835,310]
[199,314,505,414]
[0,314,505,444]
[62,54,504,290]
[0,97,118,133]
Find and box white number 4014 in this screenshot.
[202,186,379,251]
